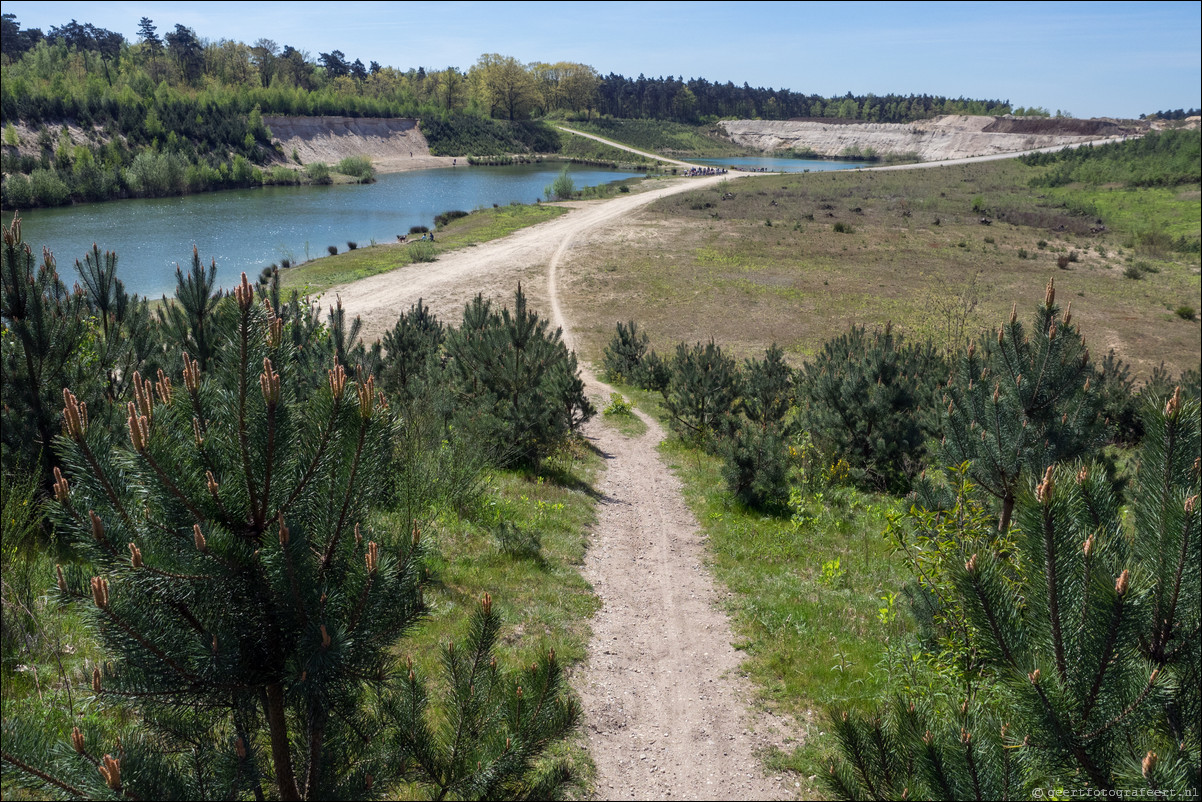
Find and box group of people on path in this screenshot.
[684,166,728,176]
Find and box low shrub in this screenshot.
[1057,254,1071,269]
[327,245,338,256]
[346,241,358,250]
[1176,305,1197,321]
[434,209,470,228]
[832,221,853,233]
[409,224,429,235]
[407,241,437,263]
[335,155,375,182]
[1123,264,1145,279]
[1017,248,1029,259]
[305,161,331,184]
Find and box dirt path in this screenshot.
[333,169,789,799]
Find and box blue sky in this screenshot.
[5,1,1199,119]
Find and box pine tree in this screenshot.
[157,246,223,370]
[662,339,740,447]
[941,279,1103,531]
[827,389,1201,799]
[721,344,796,509]
[1,215,94,486]
[799,323,943,492]
[380,297,444,403]
[445,285,593,466]
[600,320,649,384]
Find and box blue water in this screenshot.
[16,163,643,298]
[686,156,871,173]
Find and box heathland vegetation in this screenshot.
[577,131,1199,797]
[3,12,1025,208]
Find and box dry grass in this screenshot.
[559,162,1200,379]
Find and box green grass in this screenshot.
[559,160,1200,380]
[383,438,603,793]
[281,204,568,294]
[1048,185,1201,244]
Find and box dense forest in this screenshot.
[2,12,1019,208]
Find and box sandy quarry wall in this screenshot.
[263,116,439,170]
[719,115,1139,161]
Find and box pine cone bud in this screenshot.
[128,543,142,569]
[365,541,379,574]
[1028,669,1041,684]
[922,730,933,746]
[212,634,219,655]
[63,388,87,440]
[235,736,246,759]
[357,375,376,418]
[92,665,102,693]
[1143,751,1158,778]
[1186,495,1197,514]
[1115,569,1129,596]
[328,362,347,401]
[1083,535,1094,558]
[321,624,331,650]
[53,467,70,502]
[1036,466,1054,504]
[193,524,207,552]
[997,326,1004,345]
[234,272,254,311]
[967,342,975,359]
[132,371,154,421]
[1165,386,1181,418]
[206,470,219,499]
[481,593,492,616]
[56,564,67,592]
[278,518,290,547]
[260,358,281,407]
[155,369,173,406]
[1015,374,1022,387]
[1048,321,1057,340]
[516,686,522,699]
[98,754,121,790]
[412,522,421,546]
[1062,302,1072,327]
[1044,278,1055,308]
[71,726,85,754]
[965,554,978,574]
[90,576,109,609]
[1083,377,1090,392]
[1077,466,1089,484]
[1080,348,1089,366]
[354,523,362,547]
[127,402,148,453]
[961,728,971,744]
[182,352,200,395]
[90,510,105,543]
[193,417,204,447]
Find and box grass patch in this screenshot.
[281,204,568,294]
[559,160,1200,379]
[599,391,647,437]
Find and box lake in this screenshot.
[15,163,643,298]
[687,156,871,173]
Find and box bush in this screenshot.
[1124,263,1145,279]
[663,340,740,446]
[327,244,338,256]
[347,241,358,250]
[601,320,649,383]
[409,225,429,235]
[1017,248,1029,259]
[799,323,944,492]
[1176,305,1197,321]
[544,166,575,201]
[406,241,437,263]
[1057,254,1071,269]
[603,393,634,416]
[434,209,470,228]
[832,221,853,233]
[305,161,331,184]
[444,287,593,466]
[335,155,375,182]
